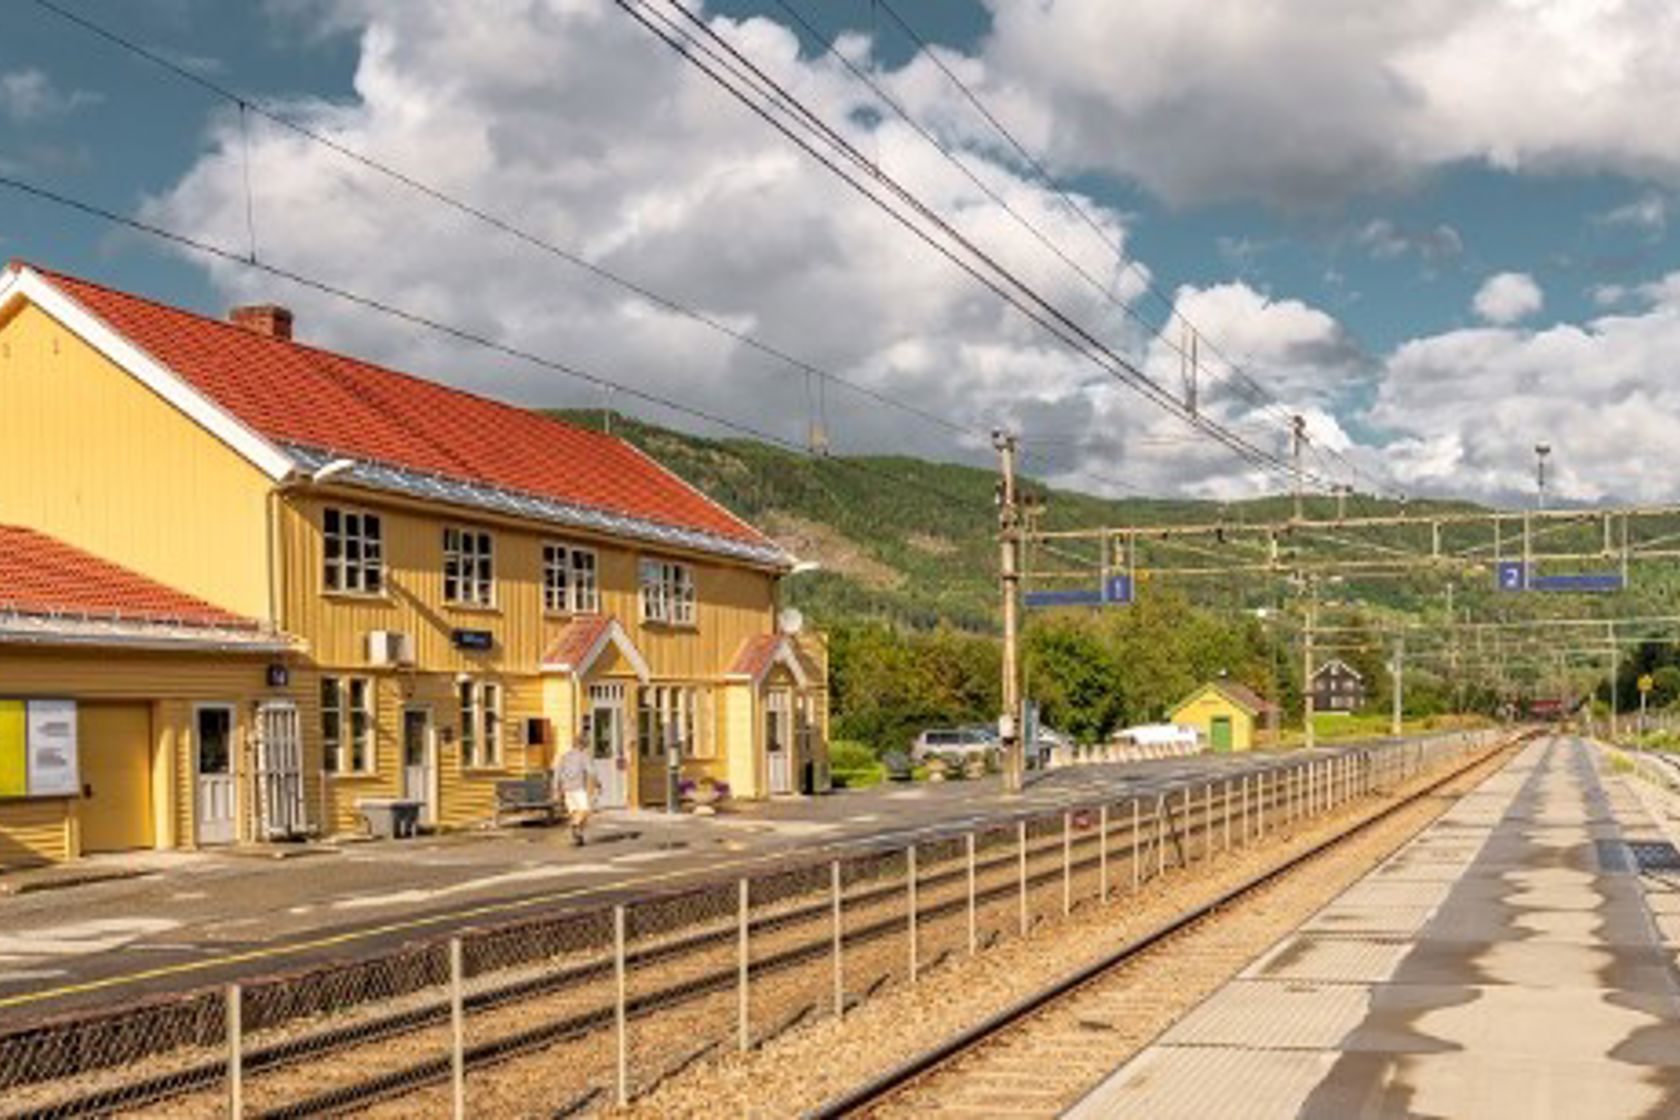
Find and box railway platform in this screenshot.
[1070,736,1680,1119]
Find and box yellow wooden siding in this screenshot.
[0,798,71,869]
[0,300,274,619]
[0,648,281,860]
[276,495,778,677]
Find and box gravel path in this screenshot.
[612,743,1515,1120]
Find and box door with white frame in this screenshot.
[588,683,628,809]
[402,706,438,826]
[765,689,793,795]
[255,702,307,838]
[194,705,238,846]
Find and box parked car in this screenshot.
[911,727,995,761]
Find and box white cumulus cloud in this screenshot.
[1472,272,1543,325]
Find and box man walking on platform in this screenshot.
[555,735,597,846]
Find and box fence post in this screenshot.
[1131,799,1141,891]
[1062,810,1073,916]
[1099,804,1110,903]
[1018,819,1029,937]
[450,938,465,1120]
[1204,783,1213,860]
[1223,778,1232,852]
[227,983,242,1120]
[1157,794,1167,877]
[966,833,977,955]
[737,879,750,1052]
[614,905,628,1105]
[908,844,919,984]
[831,859,844,1019]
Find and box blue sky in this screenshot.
[4,1,1680,504]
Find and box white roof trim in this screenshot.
[541,618,651,683]
[0,611,298,654]
[0,266,296,481]
[733,636,810,690]
[1312,658,1364,682]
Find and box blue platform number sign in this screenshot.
[1496,562,1527,593]
[1104,574,1133,605]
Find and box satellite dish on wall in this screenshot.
[778,608,805,635]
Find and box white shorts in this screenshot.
[564,790,593,814]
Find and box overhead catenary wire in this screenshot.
[620,0,1333,492]
[867,0,1391,500]
[21,0,985,449]
[0,172,997,516]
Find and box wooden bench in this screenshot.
[494,774,559,827]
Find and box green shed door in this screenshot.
[1210,716,1234,753]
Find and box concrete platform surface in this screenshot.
[1070,737,1680,1120]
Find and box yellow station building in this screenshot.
[0,262,828,867]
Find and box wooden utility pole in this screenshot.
[1609,622,1621,739]
[996,431,1024,794]
[1303,578,1318,750]
[1391,637,1404,737]
[1291,414,1306,523]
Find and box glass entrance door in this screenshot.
[194,706,236,846]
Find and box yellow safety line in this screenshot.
[0,845,799,1011]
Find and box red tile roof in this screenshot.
[29,266,774,552]
[541,615,613,669]
[728,634,783,678]
[0,525,259,630]
[1208,679,1280,715]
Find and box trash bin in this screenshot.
[358,798,423,839]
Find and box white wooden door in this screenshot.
[255,703,306,839]
[402,707,437,826]
[589,684,627,809]
[194,706,237,846]
[766,690,793,795]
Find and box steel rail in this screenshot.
[805,736,1521,1119]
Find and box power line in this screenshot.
[868,0,1391,499]
[23,0,983,448]
[620,0,1332,491]
[0,172,1000,515]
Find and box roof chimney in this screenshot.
[229,304,294,341]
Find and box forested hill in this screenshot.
[544,410,1476,631]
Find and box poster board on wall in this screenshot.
[0,701,24,797]
[24,700,79,798]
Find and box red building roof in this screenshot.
[0,525,259,630]
[26,266,776,554]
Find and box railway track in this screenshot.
[808,740,1521,1119]
[2,740,1482,1119]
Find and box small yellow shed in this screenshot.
[1168,680,1278,753]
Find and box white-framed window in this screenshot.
[638,686,708,760]
[321,676,375,774]
[459,679,504,769]
[639,558,695,625]
[542,543,600,614]
[322,507,383,594]
[444,526,495,606]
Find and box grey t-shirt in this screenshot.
[557,749,592,793]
